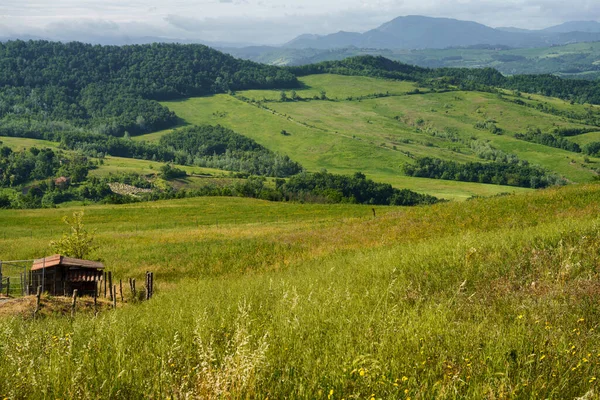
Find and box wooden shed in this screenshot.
[31,255,104,296]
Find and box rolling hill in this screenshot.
[223,41,600,79]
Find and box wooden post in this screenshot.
[145,272,150,300]
[5,277,9,297]
[103,272,107,298]
[132,278,136,298]
[119,279,124,302]
[20,273,24,296]
[112,285,117,309]
[150,272,154,299]
[34,286,42,318]
[71,289,78,318]
[108,272,113,301]
[93,287,98,316]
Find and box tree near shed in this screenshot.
[50,211,98,259]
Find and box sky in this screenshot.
[0,0,599,45]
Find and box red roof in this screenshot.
[32,255,104,271]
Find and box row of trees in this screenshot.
[403,157,564,189]
[514,128,582,153]
[280,171,439,206]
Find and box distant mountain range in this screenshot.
[283,16,600,50]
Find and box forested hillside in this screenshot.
[2,41,600,209]
[0,41,298,137]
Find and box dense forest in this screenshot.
[0,41,299,137]
[159,125,302,177]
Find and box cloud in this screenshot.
[1,0,600,44]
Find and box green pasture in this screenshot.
[237,74,423,101]
[1,184,599,398]
[154,75,599,191]
[0,136,59,150]
[570,131,600,146]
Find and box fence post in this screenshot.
[145,272,150,300]
[5,277,9,297]
[93,286,98,317]
[103,272,107,298]
[108,272,113,301]
[23,263,27,296]
[71,289,78,318]
[33,286,42,318]
[119,279,124,302]
[132,278,136,298]
[112,285,117,309]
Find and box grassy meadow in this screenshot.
[1,183,600,398]
[143,74,600,201]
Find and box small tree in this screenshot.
[50,211,97,259]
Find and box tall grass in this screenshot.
[0,185,599,398]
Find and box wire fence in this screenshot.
[0,260,34,298]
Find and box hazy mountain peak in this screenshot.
[542,20,600,33]
[284,15,600,51]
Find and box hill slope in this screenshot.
[1,183,599,397]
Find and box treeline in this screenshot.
[289,55,600,105]
[0,157,439,209]
[147,172,439,206]
[280,171,439,205]
[404,157,564,188]
[59,131,176,161]
[514,128,582,153]
[0,40,299,137]
[289,56,429,81]
[159,125,303,177]
[583,142,600,156]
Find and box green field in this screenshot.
[570,131,600,146]
[4,74,600,200]
[134,74,600,200]
[1,183,600,398]
[237,74,424,101]
[0,136,59,150]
